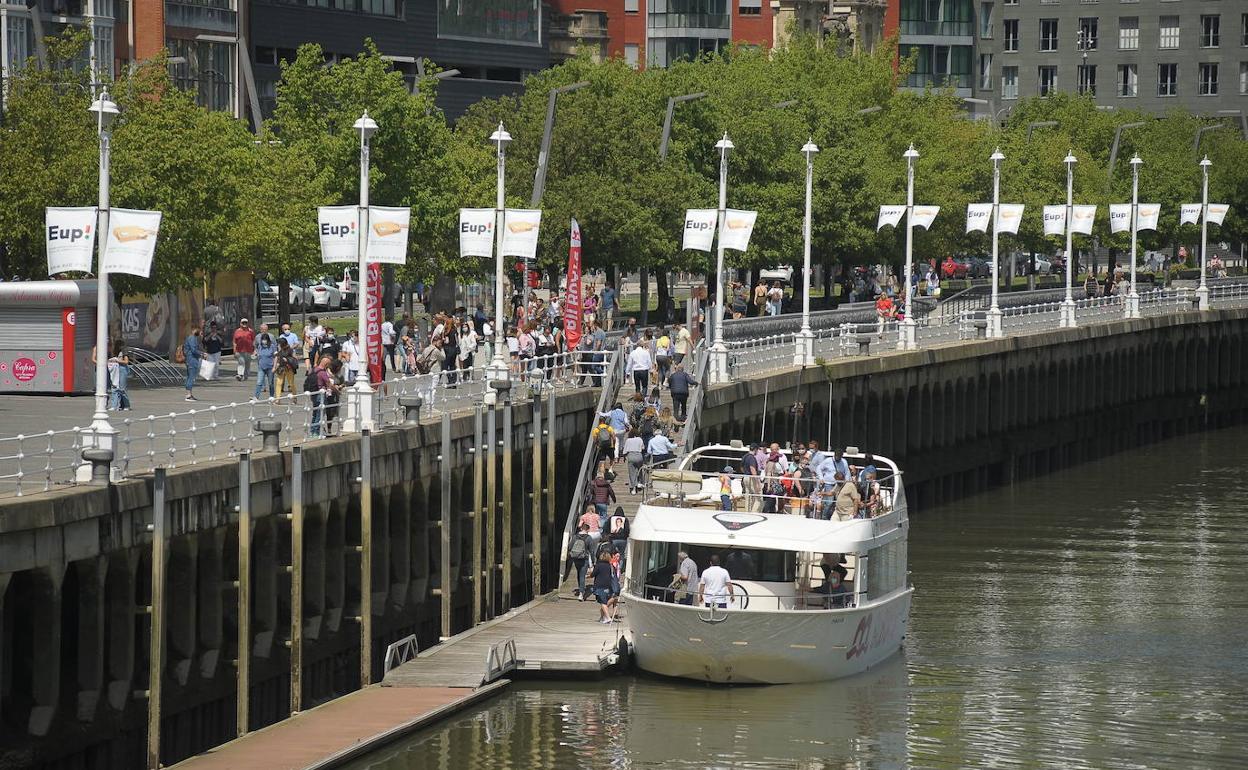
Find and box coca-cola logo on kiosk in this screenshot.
[12,358,37,382]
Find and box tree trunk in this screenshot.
[639,267,650,327]
[278,277,291,325]
[606,265,617,291]
[656,269,671,324]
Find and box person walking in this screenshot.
[232,318,255,381]
[666,363,699,422]
[106,343,131,411]
[341,330,363,385]
[182,328,202,401]
[591,551,617,624]
[381,316,396,375]
[202,322,224,380]
[672,322,692,365]
[590,472,617,529]
[569,523,594,600]
[254,332,276,399]
[766,282,784,317]
[622,432,646,494]
[647,429,678,468]
[305,356,336,438]
[626,338,652,394]
[274,338,298,397]
[303,315,324,370]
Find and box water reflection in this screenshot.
[349,428,1248,769]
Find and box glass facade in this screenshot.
[438,0,541,44]
[169,37,236,113]
[901,42,972,88]
[899,0,973,37]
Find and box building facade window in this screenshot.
[1078,63,1096,94]
[1240,62,1248,94]
[1242,14,1248,46]
[980,52,993,89]
[899,0,974,37]
[624,43,639,67]
[1158,62,1177,96]
[1199,62,1219,95]
[1002,65,1018,98]
[900,42,974,89]
[1078,17,1098,50]
[1004,0,1016,5]
[1119,16,1137,49]
[738,0,760,14]
[1004,18,1019,51]
[169,37,236,113]
[1201,15,1219,48]
[1040,18,1058,51]
[1159,16,1179,49]
[1039,64,1057,95]
[625,0,638,11]
[980,2,993,38]
[1117,63,1137,96]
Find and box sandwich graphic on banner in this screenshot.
[365,206,410,265]
[1109,204,1132,234]
[1042,205,1066,236]
[877,205,905,231]
[318,205,358,263]
[1136,204,1160,232]
[1070,205,1097,235]
[501,209,542,259]
[966,203,992,234]
[45,206,97,275]
[682,209,717,252]
[1206,203,1229,225]
[997,204,1024,234]
[1179,204,1202,226]
[719,209,758,252]
[459,208,495,258]
[102,209,162,278]
[910,206,939,230]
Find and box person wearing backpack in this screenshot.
[592,418,616,465]
[569,523,593,600]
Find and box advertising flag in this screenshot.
[997,204,1024,234]
[966,203,992,233]
[682,209,717,251]
[564,219,583,350]
[45,207,97,275]
[1070,205,1097,235]
[1042,205,1067,236]
[102,209,162,278]
[318,205,358,263]
[910,205,940,230]
[366,206,410,265]
[501,209,542,258]
[877,205,905,231]
[1136,204,1161,231]
[1109,204,1132,234]
[1180,204,1203,226]
[459,208,495,257]
[366,262,383,383]
[719,209,758,252]
[1206,203,1229,225]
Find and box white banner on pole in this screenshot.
[102,209,162,278]
[1042,205,1066,236]
[45,206,98,275]
[458,208,495,257]
[997,204,1024,234]
[877,205,905,231]
[501,209,542,258]
[1179,204,1202,226]
[365,206,410,265]
[719,209,758,252]
[910,205,940,230]
[966,203,992,233]
[1070,205,1097,235]
[1207,203,1229,225]
[318,205,359,264]
[682,209,718,251]
[1136,204,1161,232]
[1109,204,1132,234]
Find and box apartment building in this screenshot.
[887,0,975,97]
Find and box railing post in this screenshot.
[289,446,304,715]
[472,406,484,626]
[530,392,542,599]
[145,467,168,770]
[236,452,251,737]
[359,428,373,686]
[439,413,452,640]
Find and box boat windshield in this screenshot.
[637,541,796,588]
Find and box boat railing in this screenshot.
[626,579,858,611]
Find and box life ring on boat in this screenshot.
[728,582,750,610]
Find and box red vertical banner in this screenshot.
[564,219,583,349]
[366,262,383,383]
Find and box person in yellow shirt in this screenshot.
[655,330,673,386]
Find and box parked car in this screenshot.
[1012,253,1053,276]
[258,278,313,312]
[955,256,991,279]
[760,265,794,284]
[305,277,343,310]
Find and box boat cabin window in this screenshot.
[638,541,796,587]
[865,538,907,601]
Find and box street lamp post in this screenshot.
[794,139,819,366]
[988,148,1005,337]
[485,122,513,404]
[1198,155,1212,310]
[708,132,734,383]
[899,144,919,351]
[82,90,120,479]
[1126,155,1142,319]
[1060,151,1078,328]
[345,112,378,433]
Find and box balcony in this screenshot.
[899,20,973,37]
[647,12,730,30]
[165,0,238,33]
[905,72,972,89]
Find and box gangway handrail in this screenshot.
[483,637,518,683]
[383,633,420,674]
[677,339,709,454]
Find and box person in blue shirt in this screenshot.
[820,449,850,483]
[182,328,202,401]
[602,282,617,331]
[254,333,276,399]
[600,401,630,458]
[647,430,679,467]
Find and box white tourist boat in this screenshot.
[622,443,912,684]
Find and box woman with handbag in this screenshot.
[274,338,298,397]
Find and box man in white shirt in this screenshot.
[341,330,363,384]
[381,318,396,374]
[697,554,734,609]
[672,323,692,364]
[303,316,324,368]
[626,341,652,394]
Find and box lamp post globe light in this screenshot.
[1059,151,1078,328]
[1126,155,1143,319]
[485,122,512,404]
[988,148,1005,338]
[794,138,819,366]
[899,144,919,351]
[1197,155,1212,311]
[81,90,120,480]
[708,131,734,384]
[346,111,378,432]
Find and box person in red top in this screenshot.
[875,293,895,337]
[941,256,958,279]
[232,318,256,382]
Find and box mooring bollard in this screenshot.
[399,396,424,424]
[255,419,283,452]
[973,319,989,340]
[82,447,113,484]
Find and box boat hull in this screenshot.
[626,589,912,684]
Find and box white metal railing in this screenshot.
[627,580,858,611]
[383,634,420,674]
[483,637,518,683]
[726,333,796,376]
[0,426,85,497]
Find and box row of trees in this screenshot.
[1,32,1244,306]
